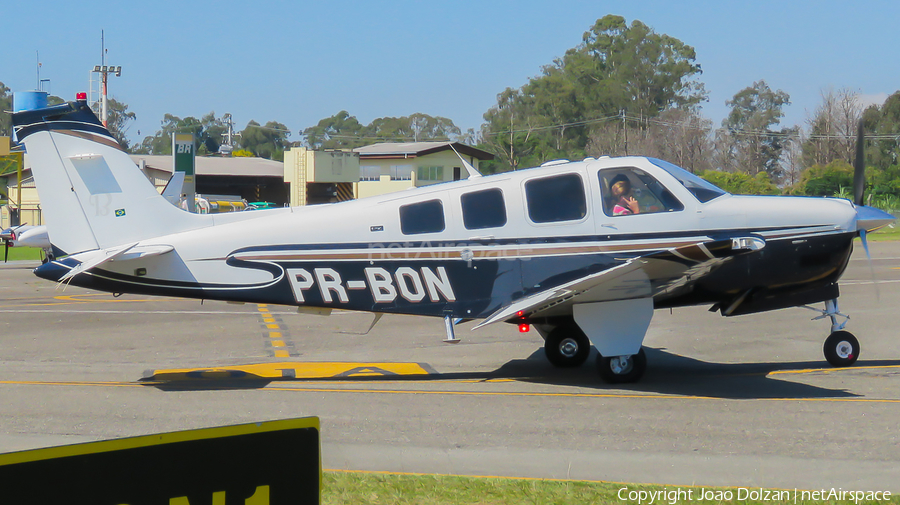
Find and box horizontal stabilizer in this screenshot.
[58,243,139,283]
[57,243,176,283]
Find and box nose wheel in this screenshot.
[804,299,861,368]
[824,330,860,367]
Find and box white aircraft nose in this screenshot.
[856,205,896,232]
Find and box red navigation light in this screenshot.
[516,310,524,317]
[518,323,530,333]
[76,92,87,101]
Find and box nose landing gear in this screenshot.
[803,298,860,368]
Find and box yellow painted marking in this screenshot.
[0,294,171,308]
[274,350,291,358]
[269,332,282,339]
[146,362,433,380]
[266,323,279,329]
[259,308,270,313]
[0,380,145,387]
[257,304,268,308]
[2,378,900,404]
[271,340,285,347]
[263,317,275,323]
[265,386,900,403]
[0,417,318,466]
[768,364,900,376]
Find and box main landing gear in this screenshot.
[597,348,647,384]
[806,298,860,368]
[540,321,646,383]
[543,323,590,367]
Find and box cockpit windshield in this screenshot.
[648,158,727,203]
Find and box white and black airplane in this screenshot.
[12,95,895,383]
[1,224,52,262]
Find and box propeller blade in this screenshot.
[860,229,880,300]
[853,120,866,206]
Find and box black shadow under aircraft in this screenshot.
[12,95,895,383]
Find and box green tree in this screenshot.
[699,170,779,195]
[800,88,860,169]
[240,120,290,161]
[369,113,461,142]
[303,111,368,150]
[198,112,226,155]
[101,98,137,151]
[719,80,794,180]
[137,114,203,155]
[862,91,900,172]
[480,88,542,171]
[0,82,11,137]
[794,160,854,196]
[480,15,706,172]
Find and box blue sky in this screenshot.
[3,0,897,146]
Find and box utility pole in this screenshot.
[91,31,122,128]
[218,113,241,155]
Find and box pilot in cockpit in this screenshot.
[609,174,640,216]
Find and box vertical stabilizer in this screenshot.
[13,99,208,255]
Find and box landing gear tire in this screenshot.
[824,330,859,367]
[597,348,647,384]
[544,325,590,368]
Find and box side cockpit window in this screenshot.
[599,168,683,217]
[525,173,587,223]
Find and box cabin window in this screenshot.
[524,173,587,223]
[400,199,445,235]
[461,188,507,230]
[599,168,684,217]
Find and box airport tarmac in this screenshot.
[1,242,899,491]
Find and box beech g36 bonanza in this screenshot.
[12,96,895,383]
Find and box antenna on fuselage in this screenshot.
[448,143,482,179]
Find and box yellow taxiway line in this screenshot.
[144,361,435,381]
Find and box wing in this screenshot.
[472,236,764,330]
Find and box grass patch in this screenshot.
[867,224,900,242]
[323,472,623,505]
[322,471,898,505]
[2,246,43,262]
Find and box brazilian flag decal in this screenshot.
[115,209,126,217]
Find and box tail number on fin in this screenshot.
[287,266,456,304]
